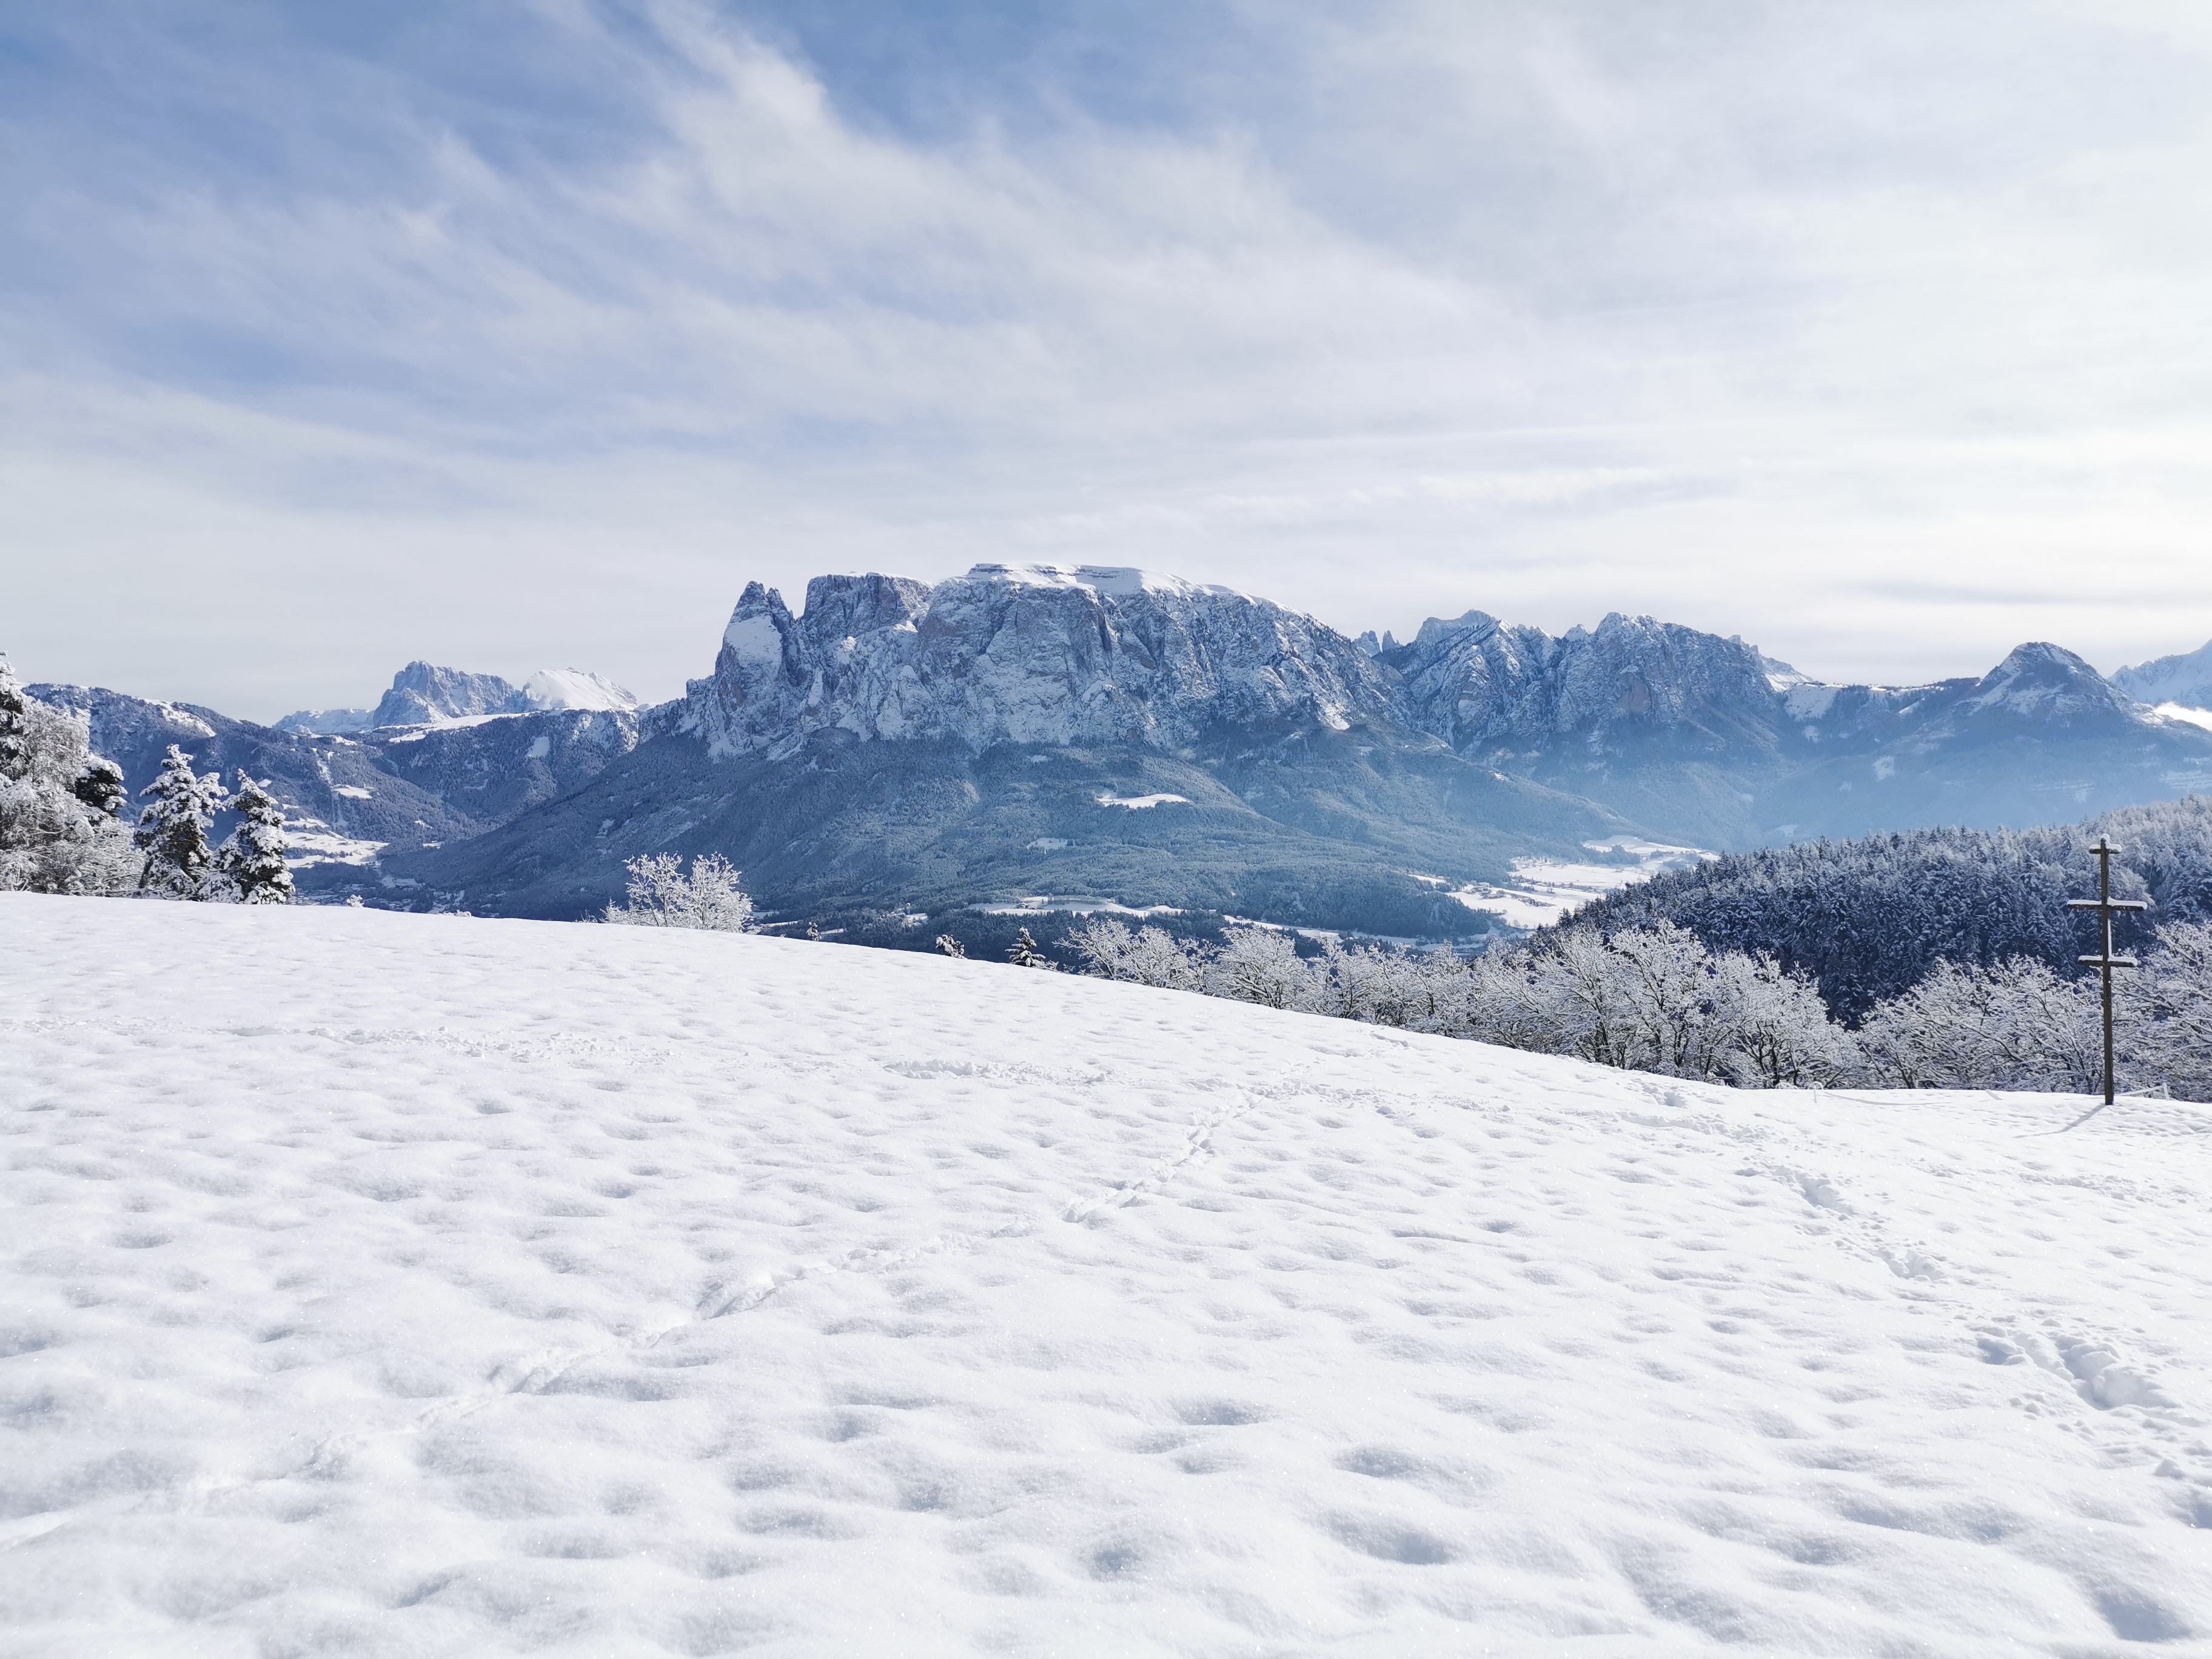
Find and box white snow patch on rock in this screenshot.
[518,668,639,712]
[722,612,785,665]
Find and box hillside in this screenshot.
[1552,795,2212,1020]
[2,895,2207,1655]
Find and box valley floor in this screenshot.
[1,896,2208,1657]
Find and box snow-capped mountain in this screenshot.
[377,564,1659,929]
[34,567,2212,933]
[1380,617,2212,846]
[683,565,1392,758]
[2113,638,2212,714]
[518,668,640,714]
[32,682,645,877]
[276,662,641,734]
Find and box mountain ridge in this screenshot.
[28,567,2212,937]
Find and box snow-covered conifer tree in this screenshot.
[1005,927,1056,969]
[934,933,967,958]
[0,655,27,781]
[134,746,223,898]
[215,773,293,904]
[0,660,139,896]
[73,756,127,819]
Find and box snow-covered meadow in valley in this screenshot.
[2,897,2209,1657]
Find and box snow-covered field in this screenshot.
[1446,841,1712,930]
[2,897,2209,1658]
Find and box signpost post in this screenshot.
[2066,838,2148,1107]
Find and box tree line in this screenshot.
[1554,804,2212,1020]
[1062,912,2212,1102]
[0,660,292,903]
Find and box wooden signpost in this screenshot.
[2066,837,2148,1107]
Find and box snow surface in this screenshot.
[1096,793,1192,810]
[3,895,2210,1658]
[1447,842,1712,930]
[972,896,1182,919]
[280,825,389,870]
[380,714,520,742]
[964,564,1246,603]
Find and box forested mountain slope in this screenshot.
[1553,796,2212,1020]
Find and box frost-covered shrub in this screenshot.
[1205,925,1319,1010]
[2120,922,2212,1102]
[1710,951,1855,1088]
[1855,959,2100,1091]
[0,660,138,896]
[603,852,756,931]
[1051,900,2162,1097]
[1067,917,1204,990]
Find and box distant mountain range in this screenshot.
[273,661,640,734]
[2111,638,2212,714]
[30,566,2212,937]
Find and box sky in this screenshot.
[5,0,2212,720]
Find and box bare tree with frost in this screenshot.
[214,774,294,905]
[1711,951,1855,1088]
[603,852,756,931]
[2122,922,2212,1100]
[1855,959,2100,1091]
[1067,918,1205,990]
[1204,925,1319,1011]
[1602,923,1732,1079]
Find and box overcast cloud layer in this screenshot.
[5,0,2211,718]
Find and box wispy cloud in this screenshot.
[6,0,2211,714]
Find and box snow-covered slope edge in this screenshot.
[1,895,2206,1656]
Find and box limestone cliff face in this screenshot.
[1383,609,1805,761]
[682,565,1396,758]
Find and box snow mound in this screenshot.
[2,895,2208,1655]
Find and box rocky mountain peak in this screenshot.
[372,662,520,728]
[683,564,1391,759]
[1954,642,2142,728]
[2113,638,2212,711]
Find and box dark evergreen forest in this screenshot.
[1552,796,2212,1022]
